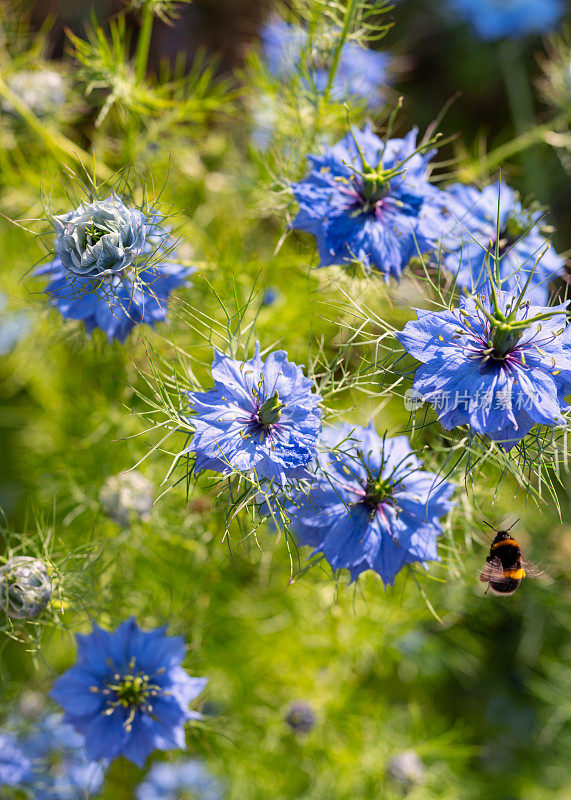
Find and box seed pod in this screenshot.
[0,557,52,620]
[99,471,154,527]
[285,702,316,734]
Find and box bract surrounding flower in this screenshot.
[287,424,454,584]
[446,0,564,40]
[186,344,322,484]
[0,556,52,620]
[397,288,571,449]
[0,732,31,786]
[260,18,392,106]
[99,471,154,527]
[438,182,564,304]
[35,196,194,342]
[136,759,224,800]
[291,125,444,278]
[23,713,105,800]
[51,618,207,768]
[2,70,66,116]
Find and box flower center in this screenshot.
[489,319,524,359]
[110,673,153,707]
[360,167,391,204]
[95,657,163,732]
[257,390,286,427]
[364,475,393,507]
[84,222,109,246]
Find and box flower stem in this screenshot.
[134,1,155,84]
[497,39,545,198]
[0,78,111,180]
[458,110,570,181]
[324,0,359,99]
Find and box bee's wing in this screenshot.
[521,558,544,578]
[479,556,504,583]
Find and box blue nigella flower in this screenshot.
[287,423,454,585]
[186,344,322,484]
[51,618,207,768]
[260,18,392,107]
[136,759,224,800]
[397,286,571,449]
[35,195,194,342]
[291,125,444,278]
[438,181,564,305]
[22,713,105,799]
[0,732,31,786]
[446,0,564,41]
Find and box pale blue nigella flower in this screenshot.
[291,125,445,278]
[0,732,31,786]
[447,0,564,41]
[35,195,194,342]
[23,713,105,799]
[397,286,571,449]
[438,181,564,305]
[287,424,454,584]
[186,344,322,484]
[136,759,224,800]
[0,292,31,355]
[260,18,392,106]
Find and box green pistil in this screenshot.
[84,222,107,246]
[258,390,286,427]
[360,168,390,203]
[489,320,524,358]
[364,476,393,507]
[472,283,563,362]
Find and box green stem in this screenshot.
[498,40,534,137]
[324,0,359,99]
[134,1,154,84]
[459,110,571,181]
[498,39,544,197]
[0,78,111,180]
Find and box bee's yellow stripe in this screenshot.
[503,567,525,580]
[492,538,518,549]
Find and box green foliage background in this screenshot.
[0,1,570,798]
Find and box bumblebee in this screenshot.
[480,522,533,596]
